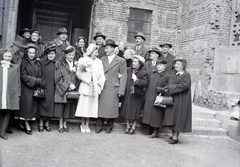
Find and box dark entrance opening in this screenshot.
[17,0,94,45]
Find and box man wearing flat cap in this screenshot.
[19,28,31,42]
[159,43,175,74]
[132,32,148,60]
[96,39,127,134]
[93,32,106,59]
[53,27,71,61]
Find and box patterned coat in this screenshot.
[98,55,127,118]
[55,58,79,103]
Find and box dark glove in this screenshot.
[35,78,41,87]
[156,87,164,93]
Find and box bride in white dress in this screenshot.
[75,44,106,133]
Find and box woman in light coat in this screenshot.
[0,50,20,140]
[75,44,106,133]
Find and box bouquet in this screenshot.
[77,57,92,72]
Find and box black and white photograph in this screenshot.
[0,0,239,166]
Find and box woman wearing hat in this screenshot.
[38,44,57,132]
[142,60,170,138]
[0,49,20,140]
[74,36,87,61]
[16,43,41,135]
[144,47,161,76]
[29,29,46,59]
[54,46,79,133]
[120,55,148,134]
[163,57,192,144]
[75,44,106,133]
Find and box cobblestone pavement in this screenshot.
[0,124,239,167]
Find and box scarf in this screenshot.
[1,60,11,68]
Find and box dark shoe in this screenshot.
[95,129,102,133]
[63,127,69,132]
[0,135,8,140]
[124,128,131,134]
[44,126,52,132]
[38,126,44,133]
[58,127,64,133]
[168,139,179,144]
[129,128,135,135]
[6,129,13,134]
[26,130,32,135]
[144,130,154,135]
[105,129,112,133]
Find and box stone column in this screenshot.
[0,0,19,48]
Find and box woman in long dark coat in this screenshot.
[142,60,170,138]
[163,57,192,144]
[54,46,79,133]
[74,36,86,61]
[0,50,20,140]
[120,55,148,134]
[38,44,57,132]
[17,44,41,135]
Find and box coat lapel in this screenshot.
[104,55,119,73]
[61,58,71,72]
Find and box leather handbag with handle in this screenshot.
[153,93,174,108]
[66,91,80,100]
[33,88,45,98]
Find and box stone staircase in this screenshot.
[192,105,228,136]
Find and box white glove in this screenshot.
[69,84,76,90]
[132,73,138,81]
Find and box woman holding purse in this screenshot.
[142,60,170,138]
[38,43,57,132]
[0,50,20,140]
[163,57,192,144]
[75,44,106,133]
[54,46,79,133]
[16,43,41,135]
[120,55,148,134]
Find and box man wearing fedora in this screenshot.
[19,28,31,42]
[53,27,71,61]
[93,32,106,59]
[96,39,127,134]
[144,47,161,76]
[159,43,175,74]
[132,32,148,59]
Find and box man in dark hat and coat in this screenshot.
[93,32,106,59]
[143,47,161,76]
[159,43,175,74]
[19,28,31,42]
[96,39,127,133]
[132,32,148,59]
[53,27,71,61]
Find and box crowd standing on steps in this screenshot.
[0,27,192,145]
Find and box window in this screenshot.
[127,8,152,45]
[230,0,240,46]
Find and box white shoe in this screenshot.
[80,125,86,133]
[85,126,91,133]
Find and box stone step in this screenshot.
[192,110,216,119]
[192,118,222,128]
[192,126,228,136]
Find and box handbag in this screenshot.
[66,91,80,100]
[153,93,173,108]
[33,88,45,98]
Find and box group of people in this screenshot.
[0,27,192,145]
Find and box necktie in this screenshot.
[136,46,140,51]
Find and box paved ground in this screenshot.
[0,123,239,167]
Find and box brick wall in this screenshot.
[92,0,233,110]
[91,0,179,52]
